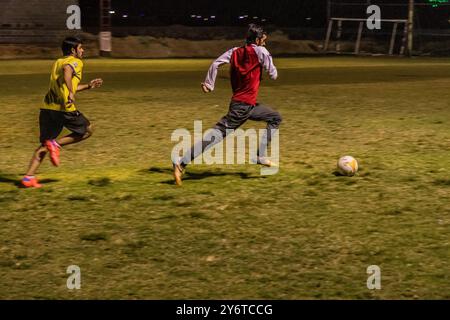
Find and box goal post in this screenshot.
[99,0,112,57]
[324,1,450,56]
[323,18,408,56]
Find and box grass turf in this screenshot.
[0,57,450,299]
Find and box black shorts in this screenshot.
[39,109,90,143]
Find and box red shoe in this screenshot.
[21,176,42,188]
[45,140,60,167]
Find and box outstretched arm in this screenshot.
[254,46,278,80]
[202,48,235,92]
[77,78,103,92]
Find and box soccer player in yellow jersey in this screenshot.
[21,37,103,188]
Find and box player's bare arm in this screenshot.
[63,64,75,103]
[78,78,103,92]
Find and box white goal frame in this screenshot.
[323,17,409,56]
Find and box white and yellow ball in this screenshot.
[337,156,358,176]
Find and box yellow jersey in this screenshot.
[43,56,83,112]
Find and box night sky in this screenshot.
[79,0,449,29]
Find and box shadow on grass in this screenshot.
[145,166,263,184]
[332,170,358,178]
[146,167,172,174]
[433,178,450,186]
[88,177,111,187]
[0,174,59,188]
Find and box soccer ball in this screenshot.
[337,156,358,176]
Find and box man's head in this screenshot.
[246,24,267,47]
[61,37,84,59]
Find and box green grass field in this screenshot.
[1,57,450,299]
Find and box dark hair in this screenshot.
[246,24,265,44]
[61,36,82,56]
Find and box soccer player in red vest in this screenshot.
[173,24,282,186]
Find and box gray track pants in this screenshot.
[180,101,282,166]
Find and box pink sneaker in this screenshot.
[45,140,60,167]
[21,176,42,188]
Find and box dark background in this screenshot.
[78,0,450,29]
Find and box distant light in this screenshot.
[244,15,248,18]
[428,0,450,7]
[306,17,312,21]
[253,16,258,19]
[109,10,115,14]
[261,18,267,22]
[122,14,128,18]
[239,16,244,19]
[204,18,209,21]
[210,16,216,19]
[196,15,202,18]
[191,14,196,18]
